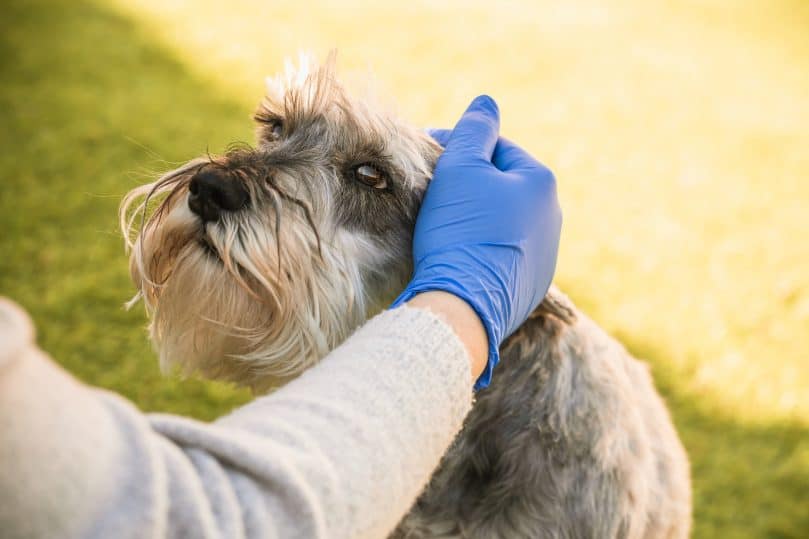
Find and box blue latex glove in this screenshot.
[391,95,562,390]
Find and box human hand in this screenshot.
[392,96,562,389]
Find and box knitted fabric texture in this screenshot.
[0,299,472,539]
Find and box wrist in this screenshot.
[403,291,488,383]
[391,262,507,389]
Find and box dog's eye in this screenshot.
[268,120,283,139]
[255,114,284,140]
[354,164,388,190]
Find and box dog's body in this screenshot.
[392,294,691,538]
[121,56,691,538]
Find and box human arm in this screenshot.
[0,297,473,539]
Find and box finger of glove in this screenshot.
[443,95,500,164]
[491,136,547,173]
[425,128,452,148]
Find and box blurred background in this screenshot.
[1,0,807,536]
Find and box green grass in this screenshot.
[0,0,253,418]
[1,0,807,537]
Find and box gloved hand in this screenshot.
[391,95,562,389]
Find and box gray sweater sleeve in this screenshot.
[0,298,473,539]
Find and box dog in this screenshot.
[120,55,691,538]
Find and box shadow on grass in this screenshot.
[0,1,806,538]
[613,329,809,539]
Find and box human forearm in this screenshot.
[206,304,473,537]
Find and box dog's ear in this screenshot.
[264,52,312,102]
[263,75,286,104]
[418,130,444,176]
[264,51,337,101]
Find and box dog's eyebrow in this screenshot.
[336,131,387,159]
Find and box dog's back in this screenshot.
[393,287,691,538]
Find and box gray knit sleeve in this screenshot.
[0,299,472,539]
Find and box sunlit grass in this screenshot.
[1,0,807,536]
[109,0,809,423]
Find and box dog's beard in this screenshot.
[120,162,373,392]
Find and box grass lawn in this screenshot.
[1,0,807,536]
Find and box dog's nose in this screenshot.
[188,168,249,223]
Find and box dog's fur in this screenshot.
[121,55,691,538]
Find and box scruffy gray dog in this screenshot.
[121,56,691,538]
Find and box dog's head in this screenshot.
[121,56,441,391]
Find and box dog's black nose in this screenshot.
[188,168,249,223]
